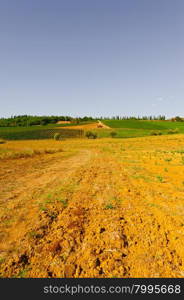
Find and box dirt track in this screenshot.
[59,120,110,130]
[1,136,184,277]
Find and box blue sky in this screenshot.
[0,0,184,118]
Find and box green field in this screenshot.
[92,128,155,138]
[103,119,184,130]
[0,126,84,140]
[0,121,97,140]
[1,119,184,140]
[94,119,184,138]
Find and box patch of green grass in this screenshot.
[3,218,15,226]
[175,150,184,154]
[46,193,52,199]
[164,158,172,162]
[147,203,157,207]
[0,257,5,264]
[39,181,77,212]
[44,198,54,204]
[39,205,47,212]
[110,196,122,204]
[156,175,164,183]
[17,268,30,278]
[105,203,115,209]
[57,198,68,207]
[0,148,10,154]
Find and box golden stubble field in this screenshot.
[0,135,184,278]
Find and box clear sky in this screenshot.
[1,0,184,118]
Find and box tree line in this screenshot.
[0,114,183,127]
[0,115,95,127]
[99,115,166,120]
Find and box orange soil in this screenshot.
[0,136,184,277]
[57,121,71,124]
[61,121,110,130]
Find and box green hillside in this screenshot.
[103,119,184,131]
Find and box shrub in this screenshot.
[110,131,117,138]
[175,116,183,122]
[150,131,162,136]
[150,131,157,136]
[167,128,179,134]
[85,131,97,139]
[54,133,61,140]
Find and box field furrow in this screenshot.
[0,136,184,277]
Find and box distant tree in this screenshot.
[175,116,183,122]
[85,131,97,139]
[54,133,61,140]
[110,131,117,138]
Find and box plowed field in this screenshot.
[0,135,184,277]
